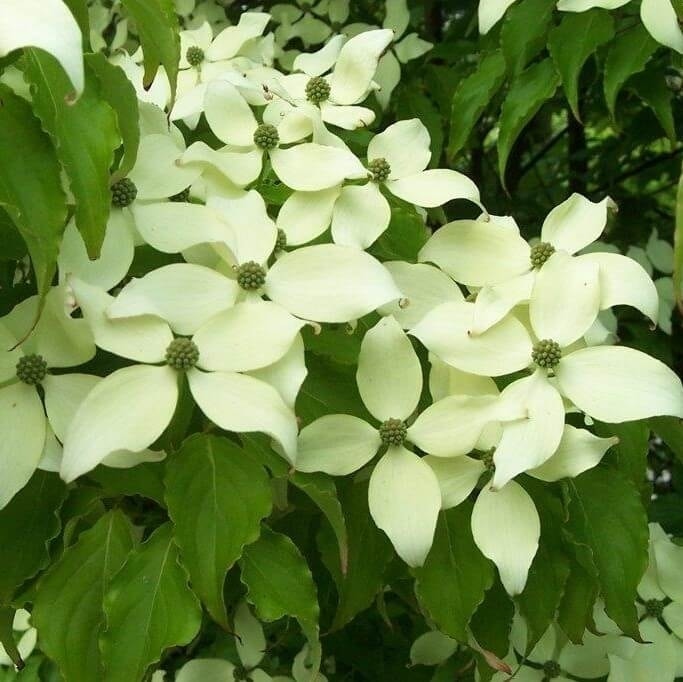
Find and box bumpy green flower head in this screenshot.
[644,598,665,619]
[368,158,391,183]
[170,188,190,203]
[237,261,267,291]
[165,338,199,371]
[111,178,137,208]
[542,660,561,679]
[532,339,561,369]
[379,418,407,447]
[274,229,287,253]
[253,124,279,151]
[305,76,331,104]
[481,449,495,472]
[16,354,47,385]
[530,241,555,268]
[186,46,205,67]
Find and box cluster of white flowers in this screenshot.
[2,0,683,608]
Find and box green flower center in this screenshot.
[165,338,199,371]
[236,261,267,291]
[542,660,561,679]
[186,46,205,67]
[530,241,555,268]
[379,418,407,446]
[644,598,665,619]
[232,667,252,681]
[16,354,47,385]
[274,229,287,253]
[253,124,279,150]
[481,449,495,473]
[368,158,391,183]
[170,188,190,202]
[305,76,331,104]
[532,339,561,369]
[111,178,138,208]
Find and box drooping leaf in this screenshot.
[629,70,677,145]
[0,471,66,604]
[414,502,493,643]
[87,461,166,505]
[0,608,23,669]
[548,9,615,120]
[101,523,202,682]
[165,434,272,628]
[501,0,555,76]
[557,561,598,644]
[564,467,648,639]
[448,51,506,161]
[596,420,650,496]
[32,511,136,682]
[497,59,559,188]
[240,526,321,680]
[0,85,67,300]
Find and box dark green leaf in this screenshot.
[650,416,683,460]
[63,0,90,42]
[501,0,555,76]
[596,420,650,495]
[33,511,136,682]
[675,162,683,309]
[101,524,202,682]
[0,608,23,669]
[557,562,598,644]
[629,70,677,145]
[165,434,272,627]
[0,208,27,261]
[414,503,493,643]
[87,461,166,505]
[371,206,429,263]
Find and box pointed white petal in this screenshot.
[608,620,677,682]
[367,119,431,179]
[276,187,340,246]
[369,446,441,567]
[0,323,22,384]
[410,301,533,376]
[357,316,422,422]
[320,102,376,130]
[331,182,391,250]
[0,382,46,508]
[188,369,298,463]
[410,631,458,667]
[234,601,266,669]
[181,142,262,188]
[205,12,270,60]
[103,448,166,468]
[373,51,401,110]
[43,373,99,442]
[296,414,381,475]
[558,0,629,8]
[108,264,237,335]
[383,0,410,37]
[541,194,613,255]
[170,81,208,122]
[578,252,659,324]
[386,169,481,209]
[194,301,305,372]
[38,426,62,473]
[176,660,236,682]
[428,354,499,401]
[424,455,485,509]
[492,372,566,489]
[393,33,432,63]
[472,270,535,335]
[478,0,518,34]
[471,481,540,596]
[530,251,600,347]
[266,244,402,322]
[61,365,178,482]
[556,346,683,422]
[328,29,394,105]
[204,80,258,147]
[293,34,344,76]
[270,143,366,191]
[418,218,530,286]
[641,0,683,53]
[69,277,172,363]
[652,535,683,603]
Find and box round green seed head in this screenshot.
[481,449,495,472]
[368,157,391,183]
[186,46,205,67]
[379,418,407,447]
[532,339,562,369]
[275,229,287,253]
[542,660,561,679]
[530,241,555,268]
[170,188,190,203]
[165,338,199,371]
[253,124,279,150]
[305,76,331,104]
[111,178,138,208]
[16,354,47,385]
[237,261,267,291]
[644,598,665,619]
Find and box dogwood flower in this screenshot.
[420,193,658,334]
[272,0,350,49]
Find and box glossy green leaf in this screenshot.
[548,10,615,120]
[596,420,650,495]
[501,0,555,76]
[414,502,494,643]
[497,59,559,188]
[101,523,202,682]
[165,434,272,628]
[87,461,166,505]
[371,206,429,263]
[32,511,135,682]
[0,608,22,669]
[0,85,67,300]
[557,562,598,644]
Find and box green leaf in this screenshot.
[448,51,506,161]
[63,0,90,42]
[629,70,677,144]
[497,59,559,188]
[119,0,180,102]
[0,608,23,669]
[32,511,136,682]
[650,416,683,461]
[414,503,494,643]
[165,434,272,628]
[87,461,166,505]
[676,161,683,309]
[0,471,66,604]
[291,472,348,575]
[0,208,27,261]
[548,9,615,120]
[85,53,140,178]
[565,467,648,639]
[596,420,650,495]
[24,50,119,259]
[501,0,555,76]
[0,85,67,300]
[603,24,658,119]
[370,206,429,263]
[557,562,598,644]
[240,526,321,680]
[318,478,393,631]
[101,523,202,682]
